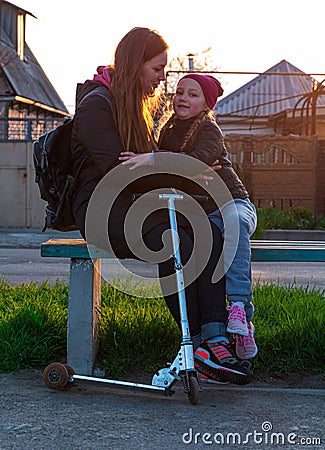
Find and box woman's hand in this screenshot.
[119,151,152,170]
[210,159,221,171]
[119,151,137,161]
[191,159,221,181]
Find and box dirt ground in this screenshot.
[1,369,324,450]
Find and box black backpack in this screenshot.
[33,85,110,232]
[33,117,77,231]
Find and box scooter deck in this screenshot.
[73,374,175,396]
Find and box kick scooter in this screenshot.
[43,192,201,405]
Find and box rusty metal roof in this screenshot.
[1,0,36,18]
[216,60,325,117]
[0,1,69,116]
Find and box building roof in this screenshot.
[215,59,325,117]
[0,0,36,18]
[0,1,69,116]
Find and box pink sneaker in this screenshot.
[226,304,249,336]
[236,322,258,360]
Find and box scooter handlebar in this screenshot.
[132,192,209,203]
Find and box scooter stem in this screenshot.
[159,194,194,369]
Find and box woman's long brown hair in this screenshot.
[109,27,168,153]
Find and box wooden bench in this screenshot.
[41,238,325,375]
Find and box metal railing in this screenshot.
[0,118,66,142]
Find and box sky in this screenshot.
[14,0,325,112]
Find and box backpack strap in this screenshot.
[80,84,113,111]
[72,85,114,184]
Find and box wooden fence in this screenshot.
[225,134,325,217]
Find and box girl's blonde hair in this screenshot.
[109,27,168,153]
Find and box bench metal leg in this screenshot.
[67,258,101,375]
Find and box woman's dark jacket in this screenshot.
[71,81,121,212]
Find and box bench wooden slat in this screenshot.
[41,239,113,259]
[41,239,325,262]
[250,240,325,262]
[251,247,325,262]
[251,240,325,249]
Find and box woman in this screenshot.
[71,27,253,385]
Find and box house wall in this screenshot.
[0,141,45,227]
[316,139,325,218]
[218,117,276,136]
[316,121,325,139]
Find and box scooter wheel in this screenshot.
[64,364,75,376]
[43,363,69,390]
[241,360,252,369]
[188,375,200,405]
[61,364,76,390]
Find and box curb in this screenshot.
[263,229,325,241]
[0,228,82,249]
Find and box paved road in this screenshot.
[0,247,324,292]
[0,370,324,450]
[0,227,324,290]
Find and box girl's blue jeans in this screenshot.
[208,198,257,322]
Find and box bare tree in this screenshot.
[164,48,220,99]
[155,49,220,136]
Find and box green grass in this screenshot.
[251,282,324,375]
[0,280,68,372]
[252,207,325,239]
[0,278,324,378]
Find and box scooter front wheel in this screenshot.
[187,375,200,405]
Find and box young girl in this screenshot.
[157,73,258,360]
